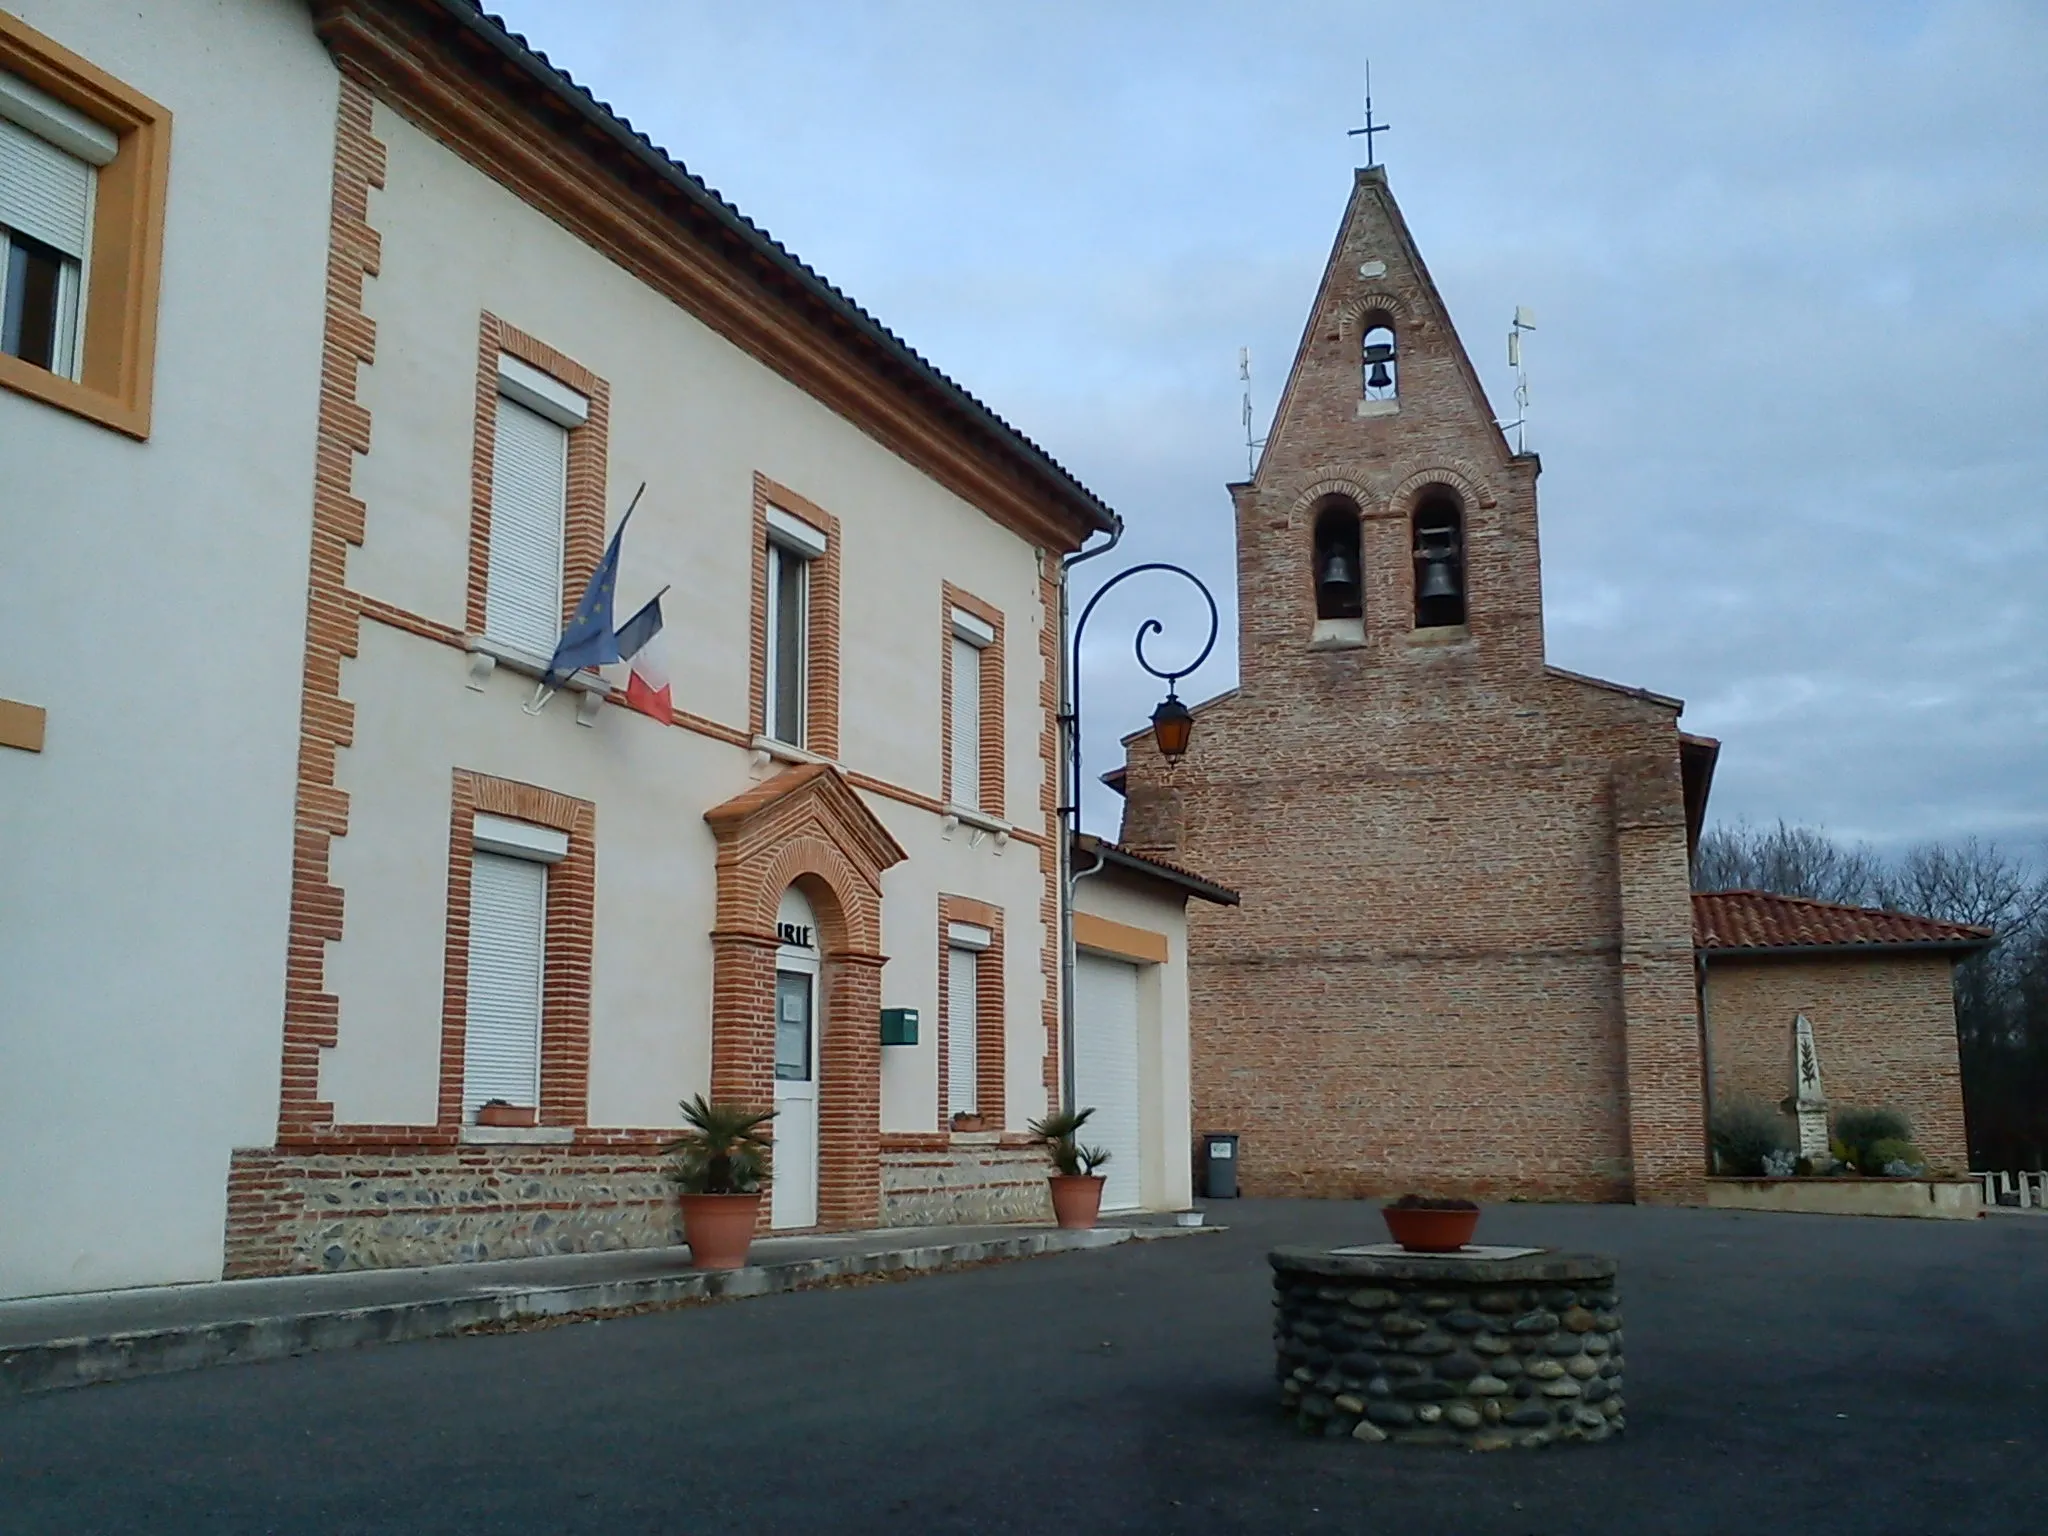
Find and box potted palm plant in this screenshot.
[664,1093,774,1270]
[1029,1107,1112,1229]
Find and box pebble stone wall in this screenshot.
[1272,1247,1624,1451]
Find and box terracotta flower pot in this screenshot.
[476,1101,537,1128]
[1381,1204,1480,1253]
[680,1192,762,1270]
[1049,1174,1106,1230]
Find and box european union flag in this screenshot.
[544,494,639,686]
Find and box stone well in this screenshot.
[1271,1245,1624,1450]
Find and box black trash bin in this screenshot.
[1201,1132,1240,1199]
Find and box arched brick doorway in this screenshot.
[704,765,905,1230]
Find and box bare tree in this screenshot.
[1692,819,1882,905]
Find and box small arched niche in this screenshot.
[1411,489,1467,630]
[1309,496,1365,646]
[1361,317,1398,403]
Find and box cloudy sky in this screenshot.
[494,0,2047,857]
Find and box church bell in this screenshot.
[1418,555,1459,601]
[1319,547,1358,593]
[1363,341,1396,394]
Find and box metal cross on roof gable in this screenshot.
[1347,61,1390,167]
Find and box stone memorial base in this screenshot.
[1271,1245,1623,1451]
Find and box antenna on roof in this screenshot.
[1240,347,1268,479]
[1499,305,1536,453]
[1347,60,1390,167]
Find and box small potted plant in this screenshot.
[664,1093,774,1270]
[1029,1107,1112,1229]
[475,1098,537,1128]
[949,1110,989,1134]
[1381,1194,1480,1253]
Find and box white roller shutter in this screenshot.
[485,395,568,656]
[464,851,545,1114]
[947,945,978,1115]
[0,114,92,258]
[1074,953,1143,1211]
[949,634,980,808]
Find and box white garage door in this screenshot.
[1074,953,1143,1212]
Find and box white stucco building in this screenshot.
[0,0,1230,1298]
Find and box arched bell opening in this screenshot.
[1411,490,1467,630]
[1311,498,1365,623]
[1361,319,1398,401]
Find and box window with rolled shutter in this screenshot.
[947,944,978,1116]
[485,394,568,656]
[464,851,546,1114]
[949,635,980,809]
[0,113,90,376]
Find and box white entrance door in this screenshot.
[772,888,821,1230]
[1074,952,1143,1212]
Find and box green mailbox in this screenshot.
[879,1007,919,1046]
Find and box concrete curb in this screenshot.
[3,1226,1147,1396]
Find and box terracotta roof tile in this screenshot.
[1693,891,1991,953]
[1074,834,1239,905]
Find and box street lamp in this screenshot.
[1059,560,1220,1109]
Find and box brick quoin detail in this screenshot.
[277,74,384,1142]
[937,896,1007,1130]
[464,313,611,636]
[704,765,905,1230]
[940,583,1006,818]
[438,771,597,1129]
[747,473,841,759]
[1117,168,1706,1205]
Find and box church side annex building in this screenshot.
[1114,167,1719,1203]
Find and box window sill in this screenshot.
[941,803,1012,851]
[0,352,149,439]
[460,1124,574,1145]
[748,734,838,775]
[1308,618,1366,650]
[464,635,610,724]
[1406,625,1472,649]
[1356,398,1399,419]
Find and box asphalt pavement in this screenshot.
[2,1198,2043,1535]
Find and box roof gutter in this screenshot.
[1697,939,1992,962]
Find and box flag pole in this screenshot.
[521,482,649,717]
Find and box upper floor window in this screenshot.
[0,20,170,438]
[1312,501,1364,621]
[765,505,828,748]
[1361,321,1397,401]
[1412,492,1467,629]
[945,600,1002,814]
[485,355,589,658]
[1,70,115,381]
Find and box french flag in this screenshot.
[614,589,671,722]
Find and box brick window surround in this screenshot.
[747,472,841,759]
[0,11,170,438]
[940,584,1005,818]
[438,770,597,1129]
[937,896,1007,1132]
[465,313,611,640]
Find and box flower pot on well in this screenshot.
[679,1192,762,1270]
[476,1100,538,1128]
[1381,1201,1480,1253]
[1048,1174,1106,1230]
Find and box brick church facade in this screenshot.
[1114,167,1721,1203]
